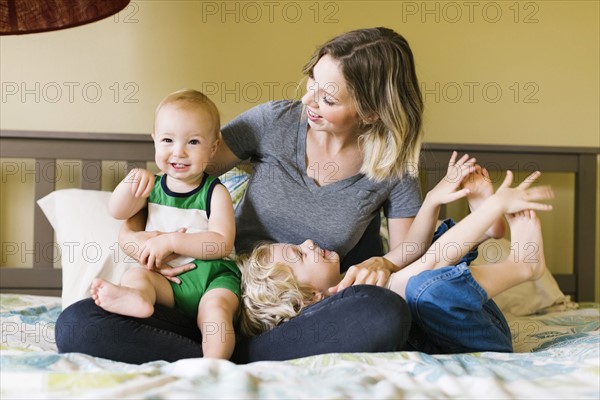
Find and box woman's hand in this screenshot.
[328,256,399,294]
[141,241,195,284]
[151,262,196,285]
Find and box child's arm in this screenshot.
[118,208,196,283]
[329,152,475,294]
[385,152,475,268]
[419,170,553,269]
[197,289,239,359]
[109,169,155,220]
[139,184,236,268]
[390,170,553,286]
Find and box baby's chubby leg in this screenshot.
[90,268,174,318]
[197,288,238,360]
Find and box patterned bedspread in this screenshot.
[1,294,598,399]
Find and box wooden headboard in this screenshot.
[1,130,598,301]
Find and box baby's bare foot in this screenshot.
[506,210,546,281]
[90,278,154,318]
[462,166,506,239]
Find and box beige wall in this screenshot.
[1,0,599,299]
[1,1,599,144]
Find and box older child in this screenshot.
[91,89,239,360]
[239,169,553,354]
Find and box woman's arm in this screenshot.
[207,102,276,177]
[205,137,244,177]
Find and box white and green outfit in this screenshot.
[146,173,240,319]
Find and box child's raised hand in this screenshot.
[125,168,155,198]
[427,151,477,206]
[494,170,554,214]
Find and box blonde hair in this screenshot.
[302,27,423,181]
[154,89,221,138]
[237,243,321,337]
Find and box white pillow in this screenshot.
[37,189,138,309]
[473,238,568,316]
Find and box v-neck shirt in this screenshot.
[221,100,422,262]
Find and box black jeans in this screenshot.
[56,285,410,364]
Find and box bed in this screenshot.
[1,130,599,399]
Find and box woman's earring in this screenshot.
[364,114,380,125]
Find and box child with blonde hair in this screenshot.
[238,166,553,354]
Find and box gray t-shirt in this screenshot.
[222,100,422,264]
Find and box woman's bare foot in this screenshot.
[506,210,546,281]
[90,278,154,318]
[462,166,506,239]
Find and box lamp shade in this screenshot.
[0,0,130,35]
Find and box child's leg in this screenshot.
[389,213,498,298]
[402,210,545,354]
[404,169,549,276]
[389,221,485,298]
[90,268,174,318]
[389,209,545,299]
[469,210,546,298]
[197,289,239,359]
[404,263,513,353]
[462,166,506,241]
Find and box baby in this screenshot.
[91,89,239,360]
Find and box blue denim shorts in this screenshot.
[404,220,512,354]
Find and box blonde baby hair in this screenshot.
[154,88,221,138]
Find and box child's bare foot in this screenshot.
[90,278,154,318]
[506,210,546,281]
[462,165,506,239]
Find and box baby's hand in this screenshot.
[494,171,554,214]
[427,151,477,206]
[125,168,155,198]
[140,234,175,271]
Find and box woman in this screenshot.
[57,27,459,363]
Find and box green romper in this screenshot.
[146,173,241,319]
